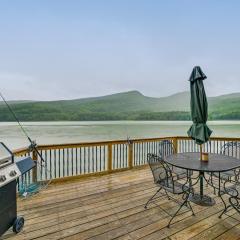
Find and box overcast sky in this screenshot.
[0,0,240,100]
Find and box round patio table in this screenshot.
[165,152,240,206]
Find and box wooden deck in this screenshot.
[2,168,240,240]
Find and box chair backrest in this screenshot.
[159,140,175,159]
[221,142,240,159]
[147,154,168,184]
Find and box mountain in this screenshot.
[208,93,240,120]
[60,91,191,112]
[0,91,239,121]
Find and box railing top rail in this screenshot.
[12,136,175,153]
[35,136,178,150]
[13,147,29,156]
[175,136,240,141]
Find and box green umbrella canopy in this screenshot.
[187,66,212,145]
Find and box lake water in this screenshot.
[0,121,239,150]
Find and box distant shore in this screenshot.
[0,91,239,121]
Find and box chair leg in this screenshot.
[219,205,232,218]
[231,203,240,214]
[187,201,195,216]
[167,192,195,228]
[206,175,210,187]
[144,187,162,209]
[218,193,229,218]
[164,189,171,200]
[167,198,188,228]
[229,197,240,215]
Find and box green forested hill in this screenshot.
[0,91,239,121]
[208,93,240,120]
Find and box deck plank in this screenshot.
[189,213,240,240]
[1,168,240,240]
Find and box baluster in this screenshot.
[62,149,65,177]
[45,150,48,180]
[124,143,126,167]
[133,143,136,166]
[49,149,52,180]
[71,148,73,176]
[103,145,105,171]
[75,148,78,175]
[128,141,133,169]
[94,146,97,172]
[67,148,70,176]
[120,144,122,168]
[54,149,56,178]
[83,147,86,174]
[118,144,121,169]
[146,141,149,160]
[139,143,142,164]
[112,145,115,169]
[88,147,90,174]
[58,149,60,178]
[100,146,102,171]
[40,150,43,180]
[80,147,82,174]
[142,142,146,165]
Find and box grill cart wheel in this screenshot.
[13,217,24,233]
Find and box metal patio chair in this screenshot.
[159,140,188,180]
[219,178,240,218]
[145,153,195,227]
[208,142,240,188]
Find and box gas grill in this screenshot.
[0,142,35,236]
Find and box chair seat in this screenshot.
[213,170,236,180]
[172,167,188,179]
[157,179,189,194]
[222,182,240,198]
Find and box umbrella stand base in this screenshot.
[189,193,215,206]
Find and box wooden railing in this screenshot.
[13,136,240,185]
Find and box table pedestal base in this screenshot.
[189,193,215,206]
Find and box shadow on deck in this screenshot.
[2,168,240,240]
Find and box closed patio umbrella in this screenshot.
[187,66,213,205]
[187,66,212,154]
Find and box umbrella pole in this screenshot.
[200,144,203,160]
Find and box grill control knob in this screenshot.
[9,170,17,177]
[0,175,6,182]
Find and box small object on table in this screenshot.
[201,152,209,162]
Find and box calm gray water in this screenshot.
[0,121,239,150]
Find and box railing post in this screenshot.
[128,141,133,169]
[32,149,38,183]
[173,137,178,154]
[107,143,113,173]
